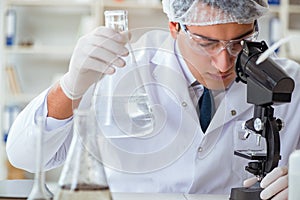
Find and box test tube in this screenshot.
[102,10,128,126]
[104,10,128,32]
[93,10,154,137]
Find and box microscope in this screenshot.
[229,41,295,200]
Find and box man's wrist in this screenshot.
[47,82,80,119]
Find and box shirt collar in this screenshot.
[174,40,197,87]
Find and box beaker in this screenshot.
[54,109,112,200]
[92,10,154,138]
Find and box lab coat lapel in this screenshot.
[151,38,199,121]
[206,82,252,133]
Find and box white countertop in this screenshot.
[0,180,230,200]
[184,194,229,200]
[48,183,229,200]
[112,193,229,200]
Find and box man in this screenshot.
[6,0,300,199]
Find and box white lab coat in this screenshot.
[6,30,300,195]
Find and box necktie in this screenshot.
[199,87,214,133]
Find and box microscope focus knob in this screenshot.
[246,162,263,176]
[276,119,284,131]
[254,118,264,132]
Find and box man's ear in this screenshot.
[169,22,180,39]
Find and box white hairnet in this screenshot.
[162,0,269,26]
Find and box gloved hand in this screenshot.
[260,166,288,200]
[243,166,288,200]
[60,26,130,100]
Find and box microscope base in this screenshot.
[229,187,263,200]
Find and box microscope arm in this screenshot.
[244,105,281,178]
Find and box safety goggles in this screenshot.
[180,21,259,56]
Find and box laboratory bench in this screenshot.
[0,179,229,200]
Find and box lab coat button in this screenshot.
[152,73,157,79]
[198,147,203,152]
[181,101,187,107]
[231,110,237,116]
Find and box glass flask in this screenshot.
[27,117,53,200]
[92,10,154,139]
[54,109,112,200]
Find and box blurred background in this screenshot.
[0,0,299,184]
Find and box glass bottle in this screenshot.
[5,8,16,46]
[92,10,154,138]
[54,109,112,200]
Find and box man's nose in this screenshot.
[211,49,234,72]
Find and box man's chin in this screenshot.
[206,79,234,91]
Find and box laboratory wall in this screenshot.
[1,0,300,182]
